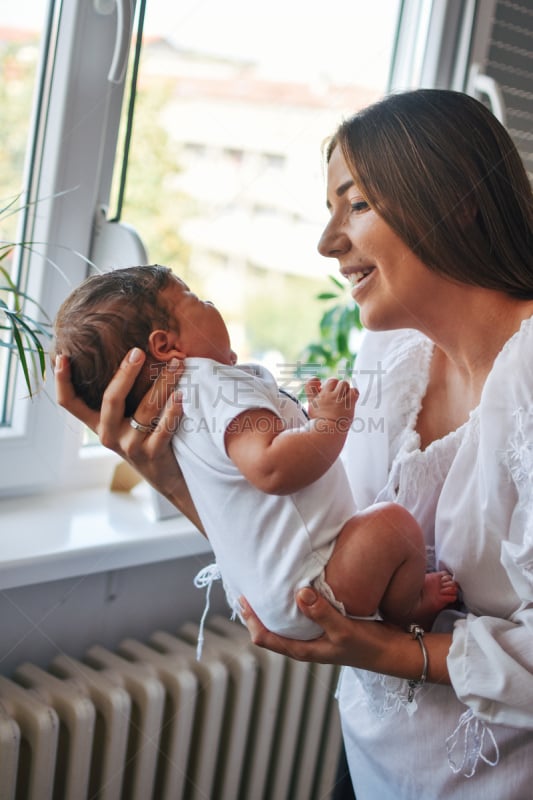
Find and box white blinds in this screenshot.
[484,0,533,181]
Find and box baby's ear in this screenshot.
[148,329,186,361]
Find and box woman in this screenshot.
[55,89,533,797]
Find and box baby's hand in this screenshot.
[305,377,358,429]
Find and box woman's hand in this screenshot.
[55,348,204,531]
[240,587,377,666]
[240,587,452,684]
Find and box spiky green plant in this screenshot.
[0,205,52,397]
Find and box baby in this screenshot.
[53,265,457,639]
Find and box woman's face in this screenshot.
[318,146,445,332]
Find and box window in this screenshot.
[0,0,51,423]
[0,0,132,493]
[108,0,402,375]
[0,0,408,495]
[467,0,533,183]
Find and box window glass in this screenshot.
[110,0,401,381]
[0,0,51,423]
[0,0,402,481]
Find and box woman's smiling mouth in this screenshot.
[341,266,376,296]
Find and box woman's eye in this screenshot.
[350,200,368,213]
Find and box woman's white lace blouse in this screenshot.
[338,319,533,799]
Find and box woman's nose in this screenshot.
[317,218,350,259]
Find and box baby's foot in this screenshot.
[435,571,459,603]
[413,571,459,629]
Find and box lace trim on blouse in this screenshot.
[498,403,533,597]
[354,669,422,718]
[353,671,501,776]
[383,332,475,486]
[386,333,434,461]
[495,317,533,506]
[500,405,533,498]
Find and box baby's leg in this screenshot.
[323,502,457,628]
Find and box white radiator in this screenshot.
[0,615,343,800]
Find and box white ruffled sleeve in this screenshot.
[448,607,533,728]
[445,322,533,730]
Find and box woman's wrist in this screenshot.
[407,624,428,701]
[163,473,206,534]
[358,621,452,686]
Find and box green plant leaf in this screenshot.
[2,305,47,394]
[298,275,362,377]
[328,275,345,290]
[0,288,53,328]
[0,190,80,400]
[9,321,32,395]
[0,245,14,262]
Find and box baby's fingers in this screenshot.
[304,377,322,401]
[345,385,359,408]
[330,380,358,412]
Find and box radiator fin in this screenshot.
[50,655,132,800]
[0,675,59,800]
[0,616,342,800]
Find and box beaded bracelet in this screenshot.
[407,623,428,702]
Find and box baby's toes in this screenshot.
[439,572,459,598]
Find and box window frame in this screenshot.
[2,0,475,497]
[0,0,135,495]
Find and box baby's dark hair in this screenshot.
[52,265,174,416]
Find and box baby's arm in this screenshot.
[225,378,357,495]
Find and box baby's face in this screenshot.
[162,277,237,365]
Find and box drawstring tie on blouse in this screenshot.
[446,708,500,777]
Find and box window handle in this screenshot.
[109,0,133,83]
[467,63,507,126]
[94,0,134,84]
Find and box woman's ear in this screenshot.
[147,329,186,361]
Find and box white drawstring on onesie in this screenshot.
[193,563,223,660]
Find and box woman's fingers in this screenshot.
[295,588,354,642]
[54,354,100,431]
[54,349,192,521]
[55,347,186,458]
[144,388,184,457]
[98,348,148,449]
[135,357,184,432]
[115,357,185,466]
[240,588,353,664]
[239,597,307,659]
[126,358,184,454]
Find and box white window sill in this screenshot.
[0,484,212,590]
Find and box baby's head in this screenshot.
[53,264,236,417]
[52,265,174,416]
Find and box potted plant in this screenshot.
[299,274,362,378]
[0,196,52,397]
